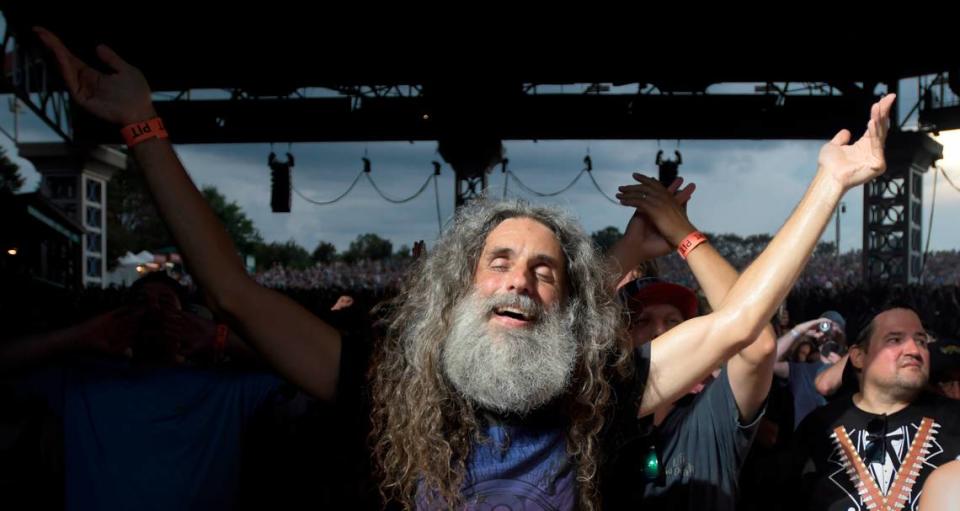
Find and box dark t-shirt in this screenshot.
[641,366,762,511]
[792,392,960,511]
[337,330,652,511]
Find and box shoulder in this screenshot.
[798,394,856,435]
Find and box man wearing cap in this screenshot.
[617,178,778,511]
[789,307,960,511]
[773,311,848,429]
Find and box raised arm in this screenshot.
[621,176,777,421]
[773,318,823,378]
[36,27,341,399]
[616,94,895,416]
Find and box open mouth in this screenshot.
[493,306,534,322]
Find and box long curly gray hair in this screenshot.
[369,199,631,510]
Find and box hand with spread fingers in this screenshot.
[34,26,156,125]
[817,94,896,191]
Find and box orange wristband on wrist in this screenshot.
[121,117,168,147]
[677,231,708,260]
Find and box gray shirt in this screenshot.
[641,366,762,511]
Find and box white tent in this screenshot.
[106,250,156,287]
[117,250,155,266]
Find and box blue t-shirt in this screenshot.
[14,357,283,511]
[411,343,652,511]
[787,361,828,430]
[416,411,575,510]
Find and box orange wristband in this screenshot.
[121,117,168,147]
[677,231,708,260]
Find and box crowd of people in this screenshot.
[254,259,408,293]
[655,243,960,291]
[2,27,958,511]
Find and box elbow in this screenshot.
[711,307,761,354]
[755,328,778,359]
[814,380,829,397]
[815,377,836,397]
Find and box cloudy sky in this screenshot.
[3,84,959,256]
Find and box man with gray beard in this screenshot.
[443,290,578,414]
[37,27,896,510]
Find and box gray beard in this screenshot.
[441,290,578,415]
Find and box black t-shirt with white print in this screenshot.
[792,392,960,511]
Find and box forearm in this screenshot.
[607,240,631,282]
[607,235,644,284]
[775,330,804,361]
[712,170,843,344]
[687,240,777,362]
[685,242,737,308]
[688,243,776,418]
[815,355,848,396]
[131,135,250,306]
